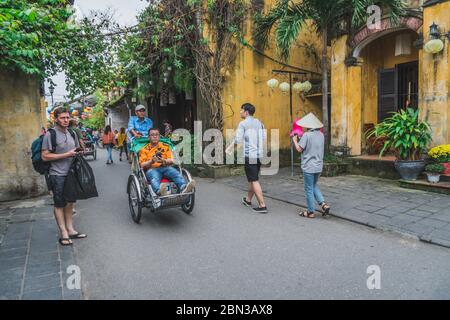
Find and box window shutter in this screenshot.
[378,68,397,122]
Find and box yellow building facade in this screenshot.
[331,0,449,156]
[220,0,324,151]
[218,0,448,157]
[0,70,48,201]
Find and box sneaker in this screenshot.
[159,183,169,196]
[242,197,252,207]
[252,207,268,214]
[181,181,196,194]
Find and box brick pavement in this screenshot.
[0,197,83,300]
[220,167,450,249]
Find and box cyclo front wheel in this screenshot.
[127,175,143,223]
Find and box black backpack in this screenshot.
[31,128,77,175]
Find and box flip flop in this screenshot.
[69,233,87,239]
[59,238,73,246]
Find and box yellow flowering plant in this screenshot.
[428,144,450,163]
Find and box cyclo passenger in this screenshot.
[139,128,195,196]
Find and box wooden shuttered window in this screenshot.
[378,68,397,122]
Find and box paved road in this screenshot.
[72,149,450,299]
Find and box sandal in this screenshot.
[69,233,87,239]
[321,203,331,217]
[299,211,315,219]
[59,238,73,246]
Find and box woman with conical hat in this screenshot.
[293,113,331,218]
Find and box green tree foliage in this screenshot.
[0,0,121,98]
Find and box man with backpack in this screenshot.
[40,107,87,246]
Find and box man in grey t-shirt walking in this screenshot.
[293,113,331,218]
[226,103,268,213]
[42,107,87,246]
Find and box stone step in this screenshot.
[399,179,450,195]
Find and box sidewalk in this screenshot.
[0,196,83,300]
[220,167,450,249]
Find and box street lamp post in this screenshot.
[49,83,55,108]
[272,69,306,176]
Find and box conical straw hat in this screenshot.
[296,113,323,129]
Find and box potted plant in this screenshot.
[368,108,432,180]
[424,163,444,183]
[428,144,450,175]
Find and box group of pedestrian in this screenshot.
[42,101,329,247]
[227,103,331,218]
[99,126,130,164]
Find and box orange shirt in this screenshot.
[139,142,173,169]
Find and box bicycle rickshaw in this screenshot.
[82,138,97,160]
[126,137,195,223]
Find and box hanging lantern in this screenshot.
[185,86,194,101]
[395,34,411,56]
[293,82,303,93]
[160,86,168,107]
[168,90,176,104]
[424,39,444,54]
[279,82,290,93]
[267,78,279,90]
[301,81,312,93]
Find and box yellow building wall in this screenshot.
[331,0,450,155]
[420,1,450,146]
[361,30,420,126]
[221,0,324,150]
[0,69,47,201]
[331,35,363,155]
[331,36,351,148]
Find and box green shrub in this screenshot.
[425,163,444,174]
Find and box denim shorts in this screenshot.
[48,175,75,208]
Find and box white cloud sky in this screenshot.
[46,0,148,106]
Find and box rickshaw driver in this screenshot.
[127,105,153,141]
[139,128,195,196]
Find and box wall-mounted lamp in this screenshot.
[424,22,450,54]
